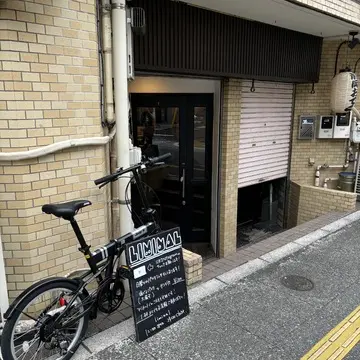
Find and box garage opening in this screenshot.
[237,177,287,247]
[236,80,293,248]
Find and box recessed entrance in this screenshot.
[131,93,213,251]
[237,178,287,247]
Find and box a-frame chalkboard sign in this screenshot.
[125,227,190,342]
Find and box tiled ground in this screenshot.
[86,294,133,338]
[86,210,352,337]
[201,211,348,282]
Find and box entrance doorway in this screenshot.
[131,94,213,246]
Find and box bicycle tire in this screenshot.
[1,278,89,360]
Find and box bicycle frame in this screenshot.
[70,165,156,279]
[54,165,158,324]
[1,155,171,360]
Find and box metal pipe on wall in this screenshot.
[269,183,273,222]
[323,177,338,189]
[101,0,118,237]
[102,0,115,127]
[315,165,321,187]
[354,149,359,173]
[111,0,133,236]
[315,162,350,187]
[325,164,349,169]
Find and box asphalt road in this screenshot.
[88,220,360,360]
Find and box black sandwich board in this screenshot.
[125,227,190,342]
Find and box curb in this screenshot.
[74,209,360,358]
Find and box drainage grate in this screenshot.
[280,275,314,291]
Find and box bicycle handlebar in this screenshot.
[94,153,172,187]
[147,152,172,165]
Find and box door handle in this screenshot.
[181,168,185,199]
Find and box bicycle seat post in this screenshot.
[69,217,98,274]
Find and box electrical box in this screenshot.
[298,115,316,140]
[351,115,360,143]
[126,8,135,80]
[316,115,334,139]
[129,146,142,165]
[333,112,351,139]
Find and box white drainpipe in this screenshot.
[323,177,339,188]
[111,0,133,236]
[315,165,321,187]
[0,234,9,325]
[315,162,350,187]
[0,131,116,161]
[325,164,349,169]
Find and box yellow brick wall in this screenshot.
[294,0,360,25]
[291,39,360,186]
[288,181,301,228]
[182,248,202,285]
[288,181,357,225]
[218,79,241,257]
[0,0,109,300]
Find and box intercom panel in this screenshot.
[298,115,316,140]
[316,115,334,139]
[333,112,351,139]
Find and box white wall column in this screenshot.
[111,0,133,236]
[0,235,9,325]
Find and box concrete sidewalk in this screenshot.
[71,211,360,360]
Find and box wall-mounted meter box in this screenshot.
[316,115,334,139]
[298,115,316,140]
[333,112,351,139]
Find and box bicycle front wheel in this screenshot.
[1,279,89,360]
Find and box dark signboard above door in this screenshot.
[132,0,322,83]
[125,227,190,342]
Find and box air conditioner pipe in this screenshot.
[0,128,116,161]
[323,177,338,189]
[314,162,350,187]
[321,163,349,169]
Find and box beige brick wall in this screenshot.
[182,248,202,286]
[288,181,357,225]
[0,0,109,300]
[294,0,360,25]
[291,39,360,186]
[288,181,301,227]
[218,79,241,257]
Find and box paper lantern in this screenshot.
[330,71,358,113]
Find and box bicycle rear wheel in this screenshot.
[1,279,89,360]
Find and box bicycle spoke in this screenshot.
[28,341,45,360]
[14,328,38,343]
[6,283,88,360]
[15,335,40,358]
[16,340,38,360]
[21,312,37,321]
[57,305,84,328]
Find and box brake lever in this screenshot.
[99,181,110,189]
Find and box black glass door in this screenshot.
[131,94,213,244]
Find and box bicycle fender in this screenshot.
[4,277,86,320]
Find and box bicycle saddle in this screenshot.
[42,200,91,220]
